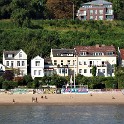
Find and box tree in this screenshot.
[11,8,31,27]
[2,70,14,81]
[0,76,4,89]
[21,75,33,86]
[92,66,97,77]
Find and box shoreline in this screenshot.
[0,92,124,105]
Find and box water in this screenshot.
[0,104,124,124]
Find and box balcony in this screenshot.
[88,64,107,67]
[57,64,68,68]
[77,11,86,16]
[106,10,113,15]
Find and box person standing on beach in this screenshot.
[13,99,15,104]
[36,97,38,103]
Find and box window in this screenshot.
[98,69,101,73]
[80,52,86,56]
[84,69,87,73]
[99,16,103,20]
[107,52,113,55]
[73,60,75,65]
[6,61,9,66]
[90,10,93,15]
[65,69,67,73]
[54,60,57,65]
[102,69,105,73]
[99,10,103,14]
[95,10,97,14]
[19,52,22,58]
[61,60,63,65]
[90,69,92,73]
[34,70,37,75]
[7,54,13,58]
[79,69,82,74]
[39,70,41,75]
[90,16,93,20]
[95,16,97,20]
[79,61,82,65]
[67,60,70,65]
[22,61,25,66]
[17,61,20,66]
[11,61,13,67]
[84,61,87,65]
[59,69,61,73]
[35,61,40,66]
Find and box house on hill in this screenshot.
[3,49,27,76]
[74,44,116,77]
[77,0,114,20]
[31,55,44,79]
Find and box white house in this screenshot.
[31,55,44,79]
[3,49,27,76]
[49,45,117,77]
[75,44,117,77]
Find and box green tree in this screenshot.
[11,8,31,27]
[22,75,33,86]
[92,66,97,77]
[2,70,14,81]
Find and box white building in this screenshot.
[50,49,76,76]
[31,55,44,79]
[3,49,27,76]
[75,45,117,77]
[50,45,117,77]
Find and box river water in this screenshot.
[0,104,124,124]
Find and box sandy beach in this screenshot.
[0,91,124,105]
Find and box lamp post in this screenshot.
[72,2,74,20]
[73,49,76,89]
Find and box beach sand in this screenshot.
[0,91,124,105]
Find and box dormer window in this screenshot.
[7,54,14,58]
[35,61,40,66]
[107,52,113,56]
[80,52,86,56]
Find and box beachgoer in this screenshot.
[90,93,93,96]
[36,97,38,102]
[112,96,115,99]
[41,96,43,99]
[45,96,47,99]
[13,99,15,103]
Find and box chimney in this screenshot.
[96,44,100,47]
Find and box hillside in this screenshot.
[0,19,124,61]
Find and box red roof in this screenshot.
[74,45,116,55]
[120,49,124,60]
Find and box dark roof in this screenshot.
[120,49,124,60]
[75,45,116,55]
[52,49,76,57]
[84,0,112,5]
[3,50,20,60]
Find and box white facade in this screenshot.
[31,55,44,79]
[77,56,116,77]
[50,45,117,77]
[50,49,76,76]
[3,49,27,76]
